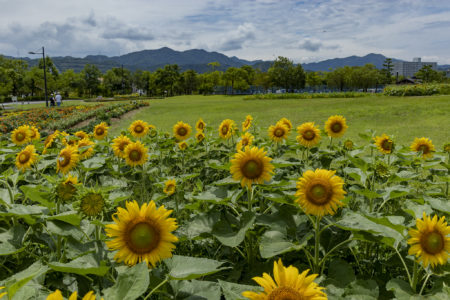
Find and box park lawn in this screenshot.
[110,94,450,147]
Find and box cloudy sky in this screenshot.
[1,0,450,64]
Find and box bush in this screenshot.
[383,83,450,96]
[244,92,369,100]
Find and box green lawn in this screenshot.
[109,95,450,148]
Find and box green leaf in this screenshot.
[4,261,49,299]
[48,253,109,276]
[102,262,149,300]
[344,279,379,299]
[328,258,356,287]
[46,220,84,240]
[212,212,255,247]
[353,188,381,200]
[185,211,219,239]
[82,156,106,170]
[192,186,232,204]
[218,280,262,300]
[46,211,82,226]
[424,197,450,214]
[0,204,47,225]
[170,280,221,300]
[214,176,239,186]
[386,279,419,300]
[259,230,312,258]
[165,255,228,280]
[344,167,367,185]
[0,225,26,256]
[0,188,13,205]
[20,185,55,208]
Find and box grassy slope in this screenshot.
[110,95,450,147]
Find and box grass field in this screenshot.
[110,94,450,147]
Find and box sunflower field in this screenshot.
[0,113,449,300]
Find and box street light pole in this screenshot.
[28,46,49,107]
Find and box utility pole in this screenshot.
[28,46,49,107]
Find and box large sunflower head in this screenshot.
[296,122,321,148]
[112,135,132,158]
[374,134,394,154]
[16,145,38,172]
[105,200,178,267]
[173,121,192,141]
[278,117,293,132]
[295,169,346,217]
[219,119,236,139]
[57,146,79,174]
[195,131,205,143]
[124,141,148,167]
[411,137,435,159]
[129,120,150,138]
[55,175,78,202]
[78,190,106,217]
[75,130,89,140]
[46,289,97,300]
[230,146,274,188]
[237,132,255,151]
[269,123,289,143]
[196,118,206,131]
[325,115,348,138]
[77,138,95,160]
[29,126,41,141]
[163,179,176,196]
[242,259,327,300]
[11,125,31,145]
[93,122,109,140]
[178,141,188,151]
[408,212,450,268]
[242,115,253,132]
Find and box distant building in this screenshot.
[392,57,437,78]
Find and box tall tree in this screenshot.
[415,65,444,83]
[80,64,102,97]
[381,58,394,84]
[306,72,322,91]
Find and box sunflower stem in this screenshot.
[394,247,413,288]
[412,260,419,292]
[419,272,432,295]
[314,216,322,274]
[144,276,169,299]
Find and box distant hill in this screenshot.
[3,48,446,73]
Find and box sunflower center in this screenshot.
[221,125,229,135]
[129,149,142,161]
[268,287,302,300]
[96,128,104,136]
[331,122,342,133]
[134,125,144,133]
[242,139,249,146]
[81,193,104,216]
[128,221,160,253]
[177,127,187,136]
[30,131,36,139]
[19,152,30,163]
[198,123,204,130]
[421,231,444,255]
[149,129,157,137]
[418,144,429,154]
[303,130,315,141]
[274,128,285,137]
[382,139,392,150]
[242,159,262,179]
[16,132,26,141]
[59,153,71,167]
[119,141,129,151]
[167,184,175,193]
[307,182,332,205]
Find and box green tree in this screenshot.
[208,62,220,72]
[154,64,180,96]
[57,69,82,97]
[268,56,305,92]
[306,72,322,91]
[80,64,102,97]
[415,65,444,83]
[223,67,248,95]
[103,67,132,96]
[180,70,198,95]
[381,58,394,84]
[326,67,352,91]
[132,70,152,95]
[254,69,271,92]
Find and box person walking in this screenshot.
[55,92,62,107]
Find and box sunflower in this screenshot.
[173,121,192,140]
[80,192,105,217]
[75,130,89,140]
[11,125,31,145]
[178,141,188,150]
[278,117,293,132]
[65,174,78,185]
[57,146,79,174]
[129,120,149,138]
[374,134,394,154]
[0,286,6,299]
[444,143,450,153]
[43,130,60,153]
[408,212,450,268]
[195,131,205,143]
[105,200,178,267]
[124,141,148,167]
[242,115,253,132]
[149,125,157,138]
[295,169,346,217]
[46,290,98,300]
[324,115,348,138]
[242,259,327,300]
[219,119,236,139]
[411,137,435,159]
[93,122,109,140]
[16,145,38,172]
[56,175,78,202]
[196,118,206,131]
[344,139,354,150]
[77,138,95,160]
[164,179,176,196]
[230,146,274,188]
[29,126,41,141]
[112,135,132,158]
[296,122,321,148]
[237,132,254,151]
[268,123,289,143]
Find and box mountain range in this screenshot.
[4,47,450,73]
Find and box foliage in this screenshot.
[383,83,450,96]
[244,92,369,100]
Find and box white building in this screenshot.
[392,57,437,78]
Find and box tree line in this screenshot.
[0,55,448,101]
